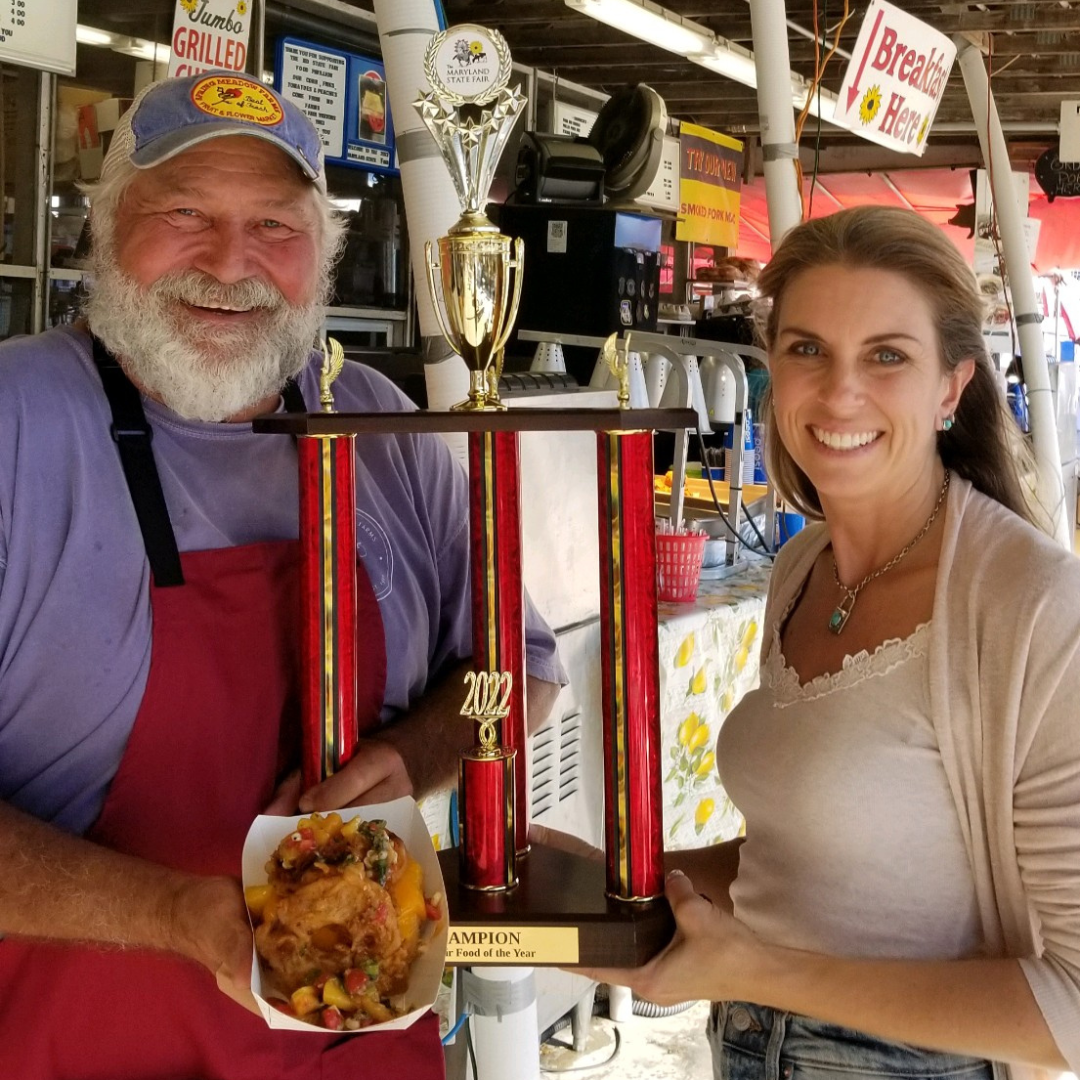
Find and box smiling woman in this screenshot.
[754,205,1034,528]
[580,206,1080,1080]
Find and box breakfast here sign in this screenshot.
[833,0,956,157]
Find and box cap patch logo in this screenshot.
[190,75,284,127]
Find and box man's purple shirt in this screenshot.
[0,327,564,834]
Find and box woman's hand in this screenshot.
[576,869,761,1005]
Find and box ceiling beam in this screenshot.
[954,8,1080,32]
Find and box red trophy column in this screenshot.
[467,430,527,858]
[596,430,664,901]
[297,433,359,788]
[458,671,518,892]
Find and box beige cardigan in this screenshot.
[763,477,1080,1077]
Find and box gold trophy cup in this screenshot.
[415,24,526,411]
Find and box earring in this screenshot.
[941,416,955,432]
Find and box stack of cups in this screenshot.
[723,410,757,485]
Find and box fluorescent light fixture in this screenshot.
[691,39,759,86]
[690,46,839,121]
[791,77,839,121]
[564,0,714,58]
[76,23,171,64]
[569,0,841,123]
[117,40,171,63]
[75,24,114,47]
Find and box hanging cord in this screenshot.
[794,0,851,217]
[695,430,775,559]
[464,1010,479,1079]
[442,1009,469,1045]
[807,0,828,217]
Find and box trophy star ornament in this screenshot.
[414,24,527,411]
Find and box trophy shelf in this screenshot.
[252,407,699,437]
[438,843,675,968]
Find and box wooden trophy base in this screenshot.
[438,843,674,967]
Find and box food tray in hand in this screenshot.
[242,797,448,1033]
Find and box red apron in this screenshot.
[0,352,445,1079]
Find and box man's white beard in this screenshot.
[85,259,325,422]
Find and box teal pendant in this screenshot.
[828,593,857,635]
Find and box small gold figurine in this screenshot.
[602,331,633,409]
[460,670,513,753]
[318,337,345,413]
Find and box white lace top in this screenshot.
[717,617,984,960]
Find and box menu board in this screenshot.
[276,37,397,175]
[0,0,76,76]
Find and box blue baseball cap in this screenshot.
[119,71,325,188]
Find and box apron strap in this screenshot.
[281,377,305,414]
[90,337,185,588]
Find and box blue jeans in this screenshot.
[708,1001,1001,1080]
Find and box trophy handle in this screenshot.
[492,237,525,357]
[424,239,459,352]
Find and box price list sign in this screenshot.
[0,0,76,75]
[276,37,396,175]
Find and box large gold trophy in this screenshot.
[416,24,531,891]
[253,24,686,962]
[408,21,677,963]
[415,24,526,411]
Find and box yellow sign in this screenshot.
[445,925,580,964]
[676,123,744,248]
[191,75,283,126]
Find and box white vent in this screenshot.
[531,709,584,818]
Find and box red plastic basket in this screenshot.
[656,532,707,602]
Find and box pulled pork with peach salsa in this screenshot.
[245,812,442,1031]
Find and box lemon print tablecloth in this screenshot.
[658,559,772,850]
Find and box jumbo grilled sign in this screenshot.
[833,0,956,157]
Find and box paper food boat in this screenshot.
[242,796,448,1033]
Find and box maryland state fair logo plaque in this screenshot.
[191,74,284,126]
[426,23,511,105]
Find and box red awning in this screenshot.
[736,168,1080,272]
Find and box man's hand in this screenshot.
[298,738,412,810]
[166,874,260,1016]
[0,802,260,1015]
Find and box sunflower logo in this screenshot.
[180,0,197,11]
[469,40,485,57]
[237,0,248,13]
[917,114,929,146]
[858,85,882,125]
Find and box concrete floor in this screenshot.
[445,996,714,1080]
[539,999,713,1080]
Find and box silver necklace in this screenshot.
[828,471,950,635]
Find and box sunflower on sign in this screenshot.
[859,85,882,125]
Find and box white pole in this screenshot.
[372,0,470,449]
[748,0,804,248]
[955,39,1070,547]
[464,966,541,1080]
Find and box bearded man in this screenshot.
[0,72,564,1079]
